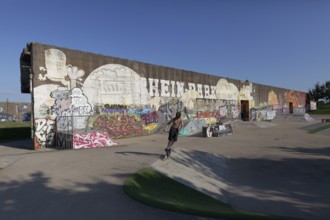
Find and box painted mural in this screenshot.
[216,79,239,101]
[29,47,306,149]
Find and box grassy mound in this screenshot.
[124,168,299,220]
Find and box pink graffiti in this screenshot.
[219,106,227,118]
[73,132,119,149]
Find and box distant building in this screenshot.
[0,102,31,122]
[20,42,307,150]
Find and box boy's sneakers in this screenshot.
[165,148,171,159]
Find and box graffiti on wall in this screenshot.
[73,132,119,149]
[52,87,93,131]
[158,99,184,122]
[297,92,306,107]
[31,47,307,149]
[195,99,218,120]
[272,104,285,115]
[268,90,279,106]
[141,112,159,132]
[39,49,85,89]
[50,88,70,115]
[266,90,306,117]
[99,104,128,115]
[34,117,55,149]
[293,108,306,115]
[239,83,253,101]
[181,90,200,111]
[91,114,149,138]
[250,107,276,121]
[216,79,239,101]
[181,119,206,136]
[219,100,239,119]
[195,99,239,120]
[55,132,73,150]
[250,89,279,121]
[82,64,150,107]
[284,90,300,108]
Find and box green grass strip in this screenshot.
[309,124,330,134]
[124,168,300,220]
[0,122,31,128]
[309,109,330,114]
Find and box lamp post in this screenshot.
[6,98,9,122]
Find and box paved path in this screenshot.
[0,116,329,220]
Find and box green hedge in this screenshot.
[0,127,31,141]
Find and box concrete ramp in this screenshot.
[150,148,230,203]
[304,113,315,122]
[150,147,330,220]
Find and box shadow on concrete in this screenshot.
[0,171,203,220]
[273,146,330,157]
[226,157,330,220]
[157,149,330,220]
[0,139,34,150]
[300,123,322,130]
[115,151,162,158]
[0,171,125,220]
[185,132,203,137]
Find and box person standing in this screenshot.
[164,112,184,159]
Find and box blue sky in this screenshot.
[0,0,329,102]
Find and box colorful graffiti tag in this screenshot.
[91,114,149,138]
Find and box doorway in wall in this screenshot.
[240,100,249,121]
[289,102,293,113]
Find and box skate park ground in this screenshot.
[0,114,329,220]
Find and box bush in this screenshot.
[0,124,31,141]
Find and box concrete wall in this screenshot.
[20,43,307,149]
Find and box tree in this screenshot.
[308,82,323,101]
[325,81,330,99]
[308,81,330,102]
